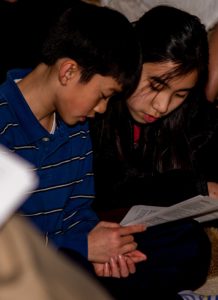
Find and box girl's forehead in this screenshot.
[142,61,179,75]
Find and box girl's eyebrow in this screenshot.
[150,76,195,92]
[176,87,194,92]
[150,76,168,86]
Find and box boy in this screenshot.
[0,0,145,276]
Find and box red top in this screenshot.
[133,124,141,145]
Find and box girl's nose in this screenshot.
[152,94,170,114]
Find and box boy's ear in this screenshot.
[59,60,79,85]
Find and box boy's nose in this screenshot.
[94,100,109,114]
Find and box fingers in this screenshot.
[119,224,146,236]
[124,256,136,274]
[108,255,135,278]
[125,250,147,263]
[120,241,138,254]
[120,234,134,245]
[118,224,146,255]
[114,255,137,277]
[109,257,122,278]
[103,262,111,277]
[93,262,106,276]
[97,221,120,228]
[93,256,138,278]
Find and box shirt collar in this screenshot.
[1,69,56,143]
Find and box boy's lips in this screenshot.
[79,116,86,122]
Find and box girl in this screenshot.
[90,6,213,299]
[91,5,218,214]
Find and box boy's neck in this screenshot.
[17,64,56,132]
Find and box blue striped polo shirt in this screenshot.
[0,69,99,258]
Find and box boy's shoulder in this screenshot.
[0,88,13,124]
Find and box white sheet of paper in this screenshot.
[0,145,38,226]
[120,205,164,226]
[120,195,218,226]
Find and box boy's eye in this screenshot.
[99,93,107,100]
[100,92,116,101]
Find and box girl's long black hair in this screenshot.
[91,5,209,175]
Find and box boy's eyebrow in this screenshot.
[102,90,118,99]
[108,87,122,95]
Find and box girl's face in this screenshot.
[127,61,198,124]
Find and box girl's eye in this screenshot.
[149,81,163,92]
[175,92,188,99]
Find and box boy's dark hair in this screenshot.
[40,0,142,97]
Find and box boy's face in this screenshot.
[56,72,121,125]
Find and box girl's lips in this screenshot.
[144,113,158,123]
